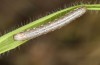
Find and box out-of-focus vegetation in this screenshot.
[1,4,100,55]
[0,0,100,65]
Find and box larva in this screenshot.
[14,7,87,41]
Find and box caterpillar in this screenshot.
[14,7,87,41]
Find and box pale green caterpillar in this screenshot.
[14,7,86,41]
[0,4,100,54]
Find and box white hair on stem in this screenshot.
[14,7,87,41]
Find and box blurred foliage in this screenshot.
[0,0,100,65]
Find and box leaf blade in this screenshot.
[0,4,100,54]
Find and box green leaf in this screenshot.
[0,4,100,54]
